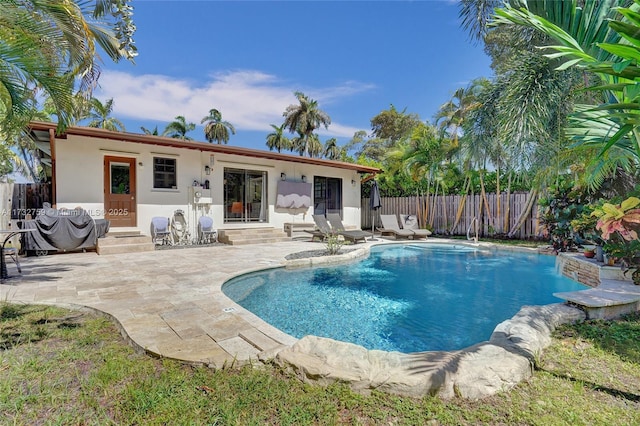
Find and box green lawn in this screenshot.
[2,303,639,425]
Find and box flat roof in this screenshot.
[28,121,381,175]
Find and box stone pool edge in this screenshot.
[271,303,585,400]
[258,240,587,400]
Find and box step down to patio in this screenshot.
[218,228,290,245]
[554,279,640,320]
[96,230,155,255]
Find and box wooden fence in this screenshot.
[0,182,52,227]
[361,192,543,240]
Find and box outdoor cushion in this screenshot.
[401,214,432,238]
[378,214,414,239]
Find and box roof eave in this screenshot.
[27,121,381,174]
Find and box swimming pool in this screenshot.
[223,243,586,353]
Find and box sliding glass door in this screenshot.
[224,168,268,223]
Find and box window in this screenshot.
[313,176,342,216]
[153,157,177,189]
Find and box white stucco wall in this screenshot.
[54,135,364,237]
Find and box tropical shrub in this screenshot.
[539,180,589,252]
[592,196,640,269]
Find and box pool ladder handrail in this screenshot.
[467,217,478,243]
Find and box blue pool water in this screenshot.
[223,244,587,353]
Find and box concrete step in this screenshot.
[218,228,289,245]
[106,229,142,237]
[97,233,155,255]
[220,228,287,236]
[221,232,288,240]
[97,242,156,255]
[98,235,150,246]
[226,237,291,246]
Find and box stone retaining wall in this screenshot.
[556,254,601,287]
[557,253,633,287]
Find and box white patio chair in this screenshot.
[198,216,217,244]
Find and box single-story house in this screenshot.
[27,122,380,241]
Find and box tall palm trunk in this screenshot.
[504,172,513,235]
[420,179,432,228]
[19,146,38,182]
[429,180,440,227]
[442,189,449,234]
[508,189,539,238]
[495,165,501,233]
[479,171,493,235]
[450,176,472,234]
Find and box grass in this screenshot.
[1,303,639,425]
[443,235,544,248]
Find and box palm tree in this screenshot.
[201,109,235,144]
[323,138,341,160]
[0,0,136,134]
[42,92,94,125]
[307,134,323,158]
[163,116,196,140]
[282,91,331,157]
[141,126,161,136]
[389,123,446,228]
[459,0,502,43]
[434,83,482,151]
[458,1,634,197]
[86,98,125,131]
[265,124,291,152]
[490,0,640,181]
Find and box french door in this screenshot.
[224,168,267,223]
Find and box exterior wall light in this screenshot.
[204,165,211,175]
[281,172,286,181]
[301,175,307,183]
[351,179,357,187]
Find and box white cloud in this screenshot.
[96,70,371,138]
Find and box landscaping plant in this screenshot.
[592,196,640,282]
[324,231,345,255]
[539,179,589,252]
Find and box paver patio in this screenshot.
[1,241,357,367]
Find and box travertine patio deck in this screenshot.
[0,240,370,367]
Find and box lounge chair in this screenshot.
[400,214,432,239]
[151,217,171,245]
[378,214,415,239]
[198,216,217,244]
[309,215,333,242]
[325,213,371,243]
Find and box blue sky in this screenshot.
[96,0,493,152]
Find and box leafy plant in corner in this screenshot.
[592,196,640,283]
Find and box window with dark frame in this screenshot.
[313,176,342,216]
[153,157,177,189]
